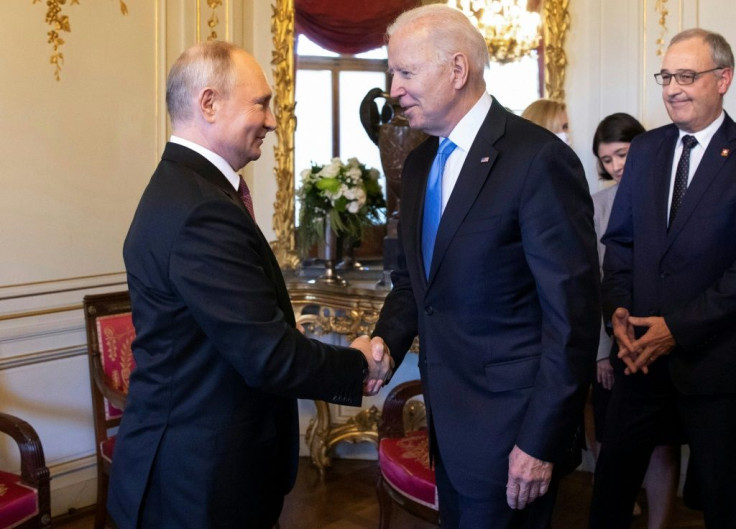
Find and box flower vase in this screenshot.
[317,216,347,286]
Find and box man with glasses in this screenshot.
[590,28,735,528]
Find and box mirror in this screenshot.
[270,0,570,268]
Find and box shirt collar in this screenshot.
[169,135,240,191]
[678,110,725,150]
[446,92,492,152]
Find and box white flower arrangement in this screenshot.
[297,157,385,255]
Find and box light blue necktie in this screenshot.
[422,138,457,278]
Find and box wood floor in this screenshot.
[54,457,705,529]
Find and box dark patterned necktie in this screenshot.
[669,134,697,226]
[422,138,457,278]
[238,175,255,220]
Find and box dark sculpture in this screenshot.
[360,88,427,269]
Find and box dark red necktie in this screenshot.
[238,175,255,220]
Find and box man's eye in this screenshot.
[679,73,695,82]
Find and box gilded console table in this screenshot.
[285,265,391,475]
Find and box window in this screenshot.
[295,34,389,226]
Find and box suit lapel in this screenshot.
[402,138,439,284]
[161,143,294,323]
[666,114,736,248]
[647,127,679,251]
[427,100,504,284]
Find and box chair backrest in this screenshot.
[0,412,52,529]
[83,291,135,443]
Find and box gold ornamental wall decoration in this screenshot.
[655,0,669,56]
[270,0,300,268]
[206,0,223,41]
[33,0,128,81]
[543,0,569,101]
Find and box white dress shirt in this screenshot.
[438,92,493,213]
[667,111,725,220]
[169,135,241,192]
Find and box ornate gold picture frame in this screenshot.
[269,0,570,268]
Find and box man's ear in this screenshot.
[198,87,218,123]
[450,52,470,89]
[717,67,734,95]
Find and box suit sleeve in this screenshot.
[516,140,600,462]
[372,147,423,369]
[372,221,418,369]
[169,198,366,406]
[600,151,636,320]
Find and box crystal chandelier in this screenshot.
[450,0,542,64]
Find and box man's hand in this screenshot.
[506,445,553,510]
[349,335,394,395]
[625,316,675,374]
[611,307,638,373]
[596,357,615,390]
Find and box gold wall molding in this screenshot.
[32,0,128,81]
[543,0,570,101]
[269,0,570,267]
[197,0,224,42]
[270,0,300,268]
[655,0,669,56]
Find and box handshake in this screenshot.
[350,335,394,396]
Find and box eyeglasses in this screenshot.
[654,67,726,86]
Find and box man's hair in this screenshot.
[166,41,239,126]
[387,4,490,73]
[669,28,734,70]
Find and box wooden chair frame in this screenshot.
[83,291,132,529]
[376,380,439,528]
[0,412,52,529]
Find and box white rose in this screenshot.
[347,167,362,182]
[347,200,361,214]
[320,161,341,178]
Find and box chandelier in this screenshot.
[449,0,542,64]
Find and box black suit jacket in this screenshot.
[374,98,600,499]
[602,113,736,396]
[108,143,366,529]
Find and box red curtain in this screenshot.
[295,0,421,54]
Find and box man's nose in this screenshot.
[389,78,404,99]
[265,107,277,131]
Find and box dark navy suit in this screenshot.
[598,114,736,527]
[373,98,600,527]
[108,143,366,529]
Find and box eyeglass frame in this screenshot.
[654,66,727,86]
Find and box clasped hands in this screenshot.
[611,307,676,374]
[350,335,394,396]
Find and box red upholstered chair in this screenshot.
[376,380,439,528]
[83,291,135,529]
[0,412,52,529]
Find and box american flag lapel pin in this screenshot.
[721,148,730,157]
[480,156,490,163]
